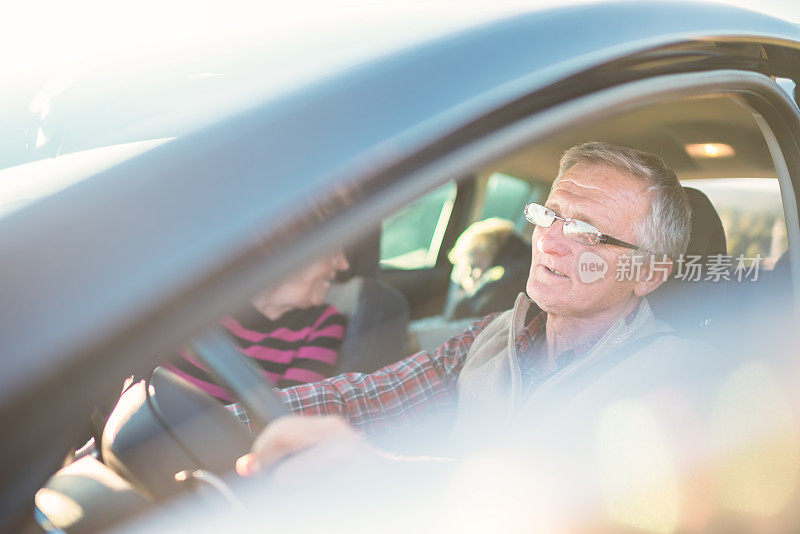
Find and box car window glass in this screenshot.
[380,181,456,270]
[683,178,788,269]
[474,173,548,236]
[479,172,531,222]
[776,77,796,106]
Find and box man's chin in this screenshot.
[527,286,554,312]
[527,283,574,313]
[531,299,556,314]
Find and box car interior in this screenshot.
[379,93,793,354]
[32,89,798,532]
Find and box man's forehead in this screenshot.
[558,163,646,188]
[546,164,649,228]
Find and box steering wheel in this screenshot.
[34,326,289,532]
[188,326,289,429]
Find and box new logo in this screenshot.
[578,251,608,283]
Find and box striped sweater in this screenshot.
[168,304,346,402]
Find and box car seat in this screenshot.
[326,232,410,374]
[716,246,794,357]
[647,187,727,338]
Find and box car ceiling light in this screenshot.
[685,143,735,159]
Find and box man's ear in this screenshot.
[633,257,673,297]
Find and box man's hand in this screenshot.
[236,415,370,480]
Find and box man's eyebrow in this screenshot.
[544,200,599,228]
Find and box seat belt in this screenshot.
[528,332,669,411]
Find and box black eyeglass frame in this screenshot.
[523,202,639,250]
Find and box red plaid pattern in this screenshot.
[229,312,529,434]
[275,313,504,434]
[228,302,642,434]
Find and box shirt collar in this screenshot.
[519,299,643,365]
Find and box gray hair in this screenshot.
[554,142,691,260]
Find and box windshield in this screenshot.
[0,1,541,174]
[5,0,798,174]
[0,2,546,220]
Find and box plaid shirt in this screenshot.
[228,305,602,435]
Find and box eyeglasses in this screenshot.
[523,202,638,249]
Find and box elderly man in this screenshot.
[236,141,699,474]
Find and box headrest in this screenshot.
[648,186,727,335]
[337,229,380,281]
[325,276,365,315]
[682,186,726,260]
[493,230,531,267]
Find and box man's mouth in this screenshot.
[544,266,569,278]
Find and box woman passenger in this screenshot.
[167,249,349,401]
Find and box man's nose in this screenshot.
[333,249,350,271]
[534,220,570,255]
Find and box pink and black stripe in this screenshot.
[168,304,346,402]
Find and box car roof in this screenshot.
[2,0,800,414]
[2,1,799,171]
